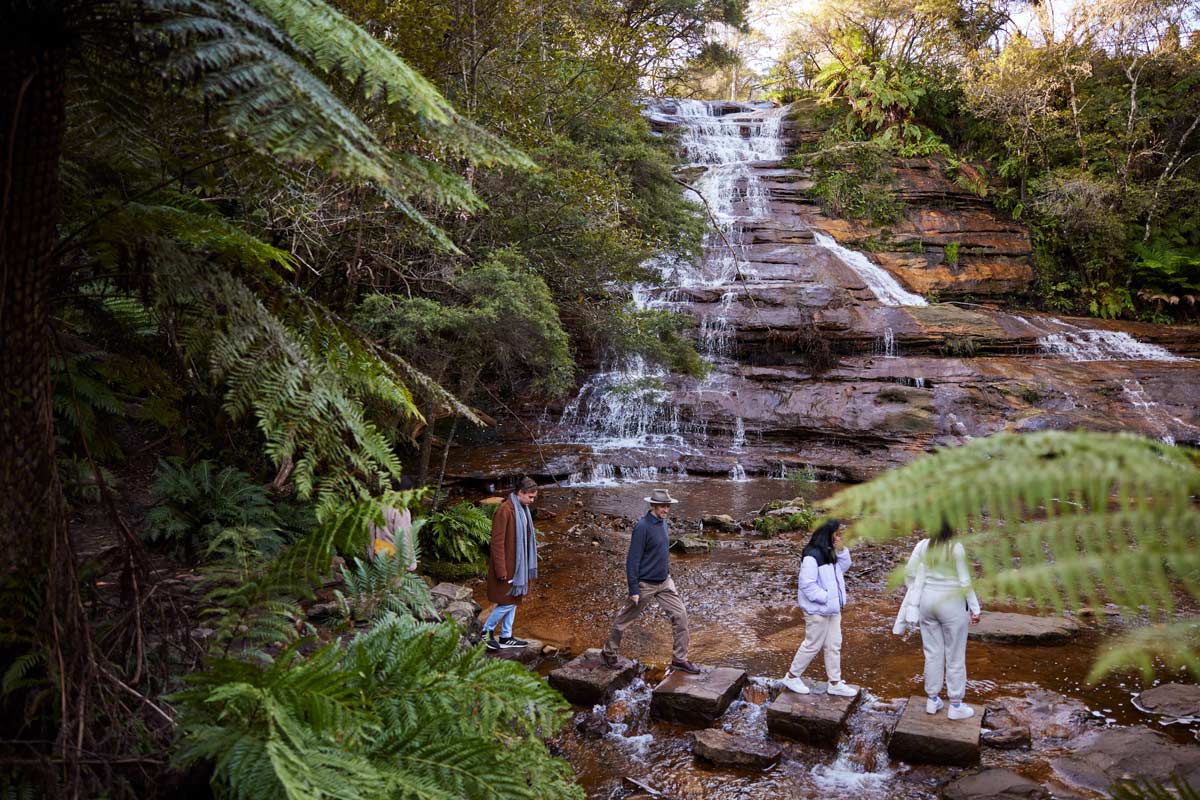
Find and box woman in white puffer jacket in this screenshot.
[780,519,858,697]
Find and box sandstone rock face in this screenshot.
[889,696,984,766]
[1051,727,1200,794]
[548,649,641,707]
[969,612,1081,645]
[942,769,1048,800]
[766,685,860,748]
[691,728,782,768]
[651,666,747,726]
[1135,683,1200,719]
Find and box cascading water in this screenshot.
[814,232,928,307]
[810,693,895,793]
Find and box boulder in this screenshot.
[1134,683,1200,719]
[981,726,1031,750]
[651,666,748,726]
[986,691,1094,742]
[430,582,474,610]
[888,696,983,766]
[969,612,1080,645]
[691,729,782,769]
[547,649,641,707]
[766,684,860,749]
[1051,726,1200,795]
[670,536,712,554]
[443,600,482,635]
[702,514,739,532]
[942,769,1049,800]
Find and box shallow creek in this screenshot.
[469,477,1198,798]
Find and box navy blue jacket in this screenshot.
[626,511,670,595]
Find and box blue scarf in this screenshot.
[509,494,538,596]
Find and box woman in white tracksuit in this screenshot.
[780,519,858,697]
[903,522,982,720]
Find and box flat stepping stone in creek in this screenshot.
[766,683,861,749]
[650,666,747,726]
[1134,682,1200,719]
[691,728,782,769]
[968,612,1080,645]
[547,649,640,707]
[485,638,544,665]
[888,696,984,766]
[942,768,1049,800]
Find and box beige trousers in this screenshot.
[787,612,842,683]
[602,576,690,662]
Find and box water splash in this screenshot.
[1039,329,1184,362]
[814,232,928,307]
[810,692,895,793]
[729,463,748,482]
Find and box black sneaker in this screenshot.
[485,634,500,651]
[498,636,528,649]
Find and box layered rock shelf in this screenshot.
[968,612,1081,645]
[650,666,747,726]
[766,685,860,748]
[888,696,984,766]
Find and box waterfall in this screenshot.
[729,462,748,481]
[732,416,746,450]
[810,693,895,793]
[814,232,928,307]
[1038,329,1184,362]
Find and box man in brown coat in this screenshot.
[483,477,539,650]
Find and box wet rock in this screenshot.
[702,514,739,532]
[486,637,543,664]
[548,649,640,707]
[533,507,558,521]
[1051,726,1200,795]
[969,612,1080,644]
[942,769,1048,800]
[573,709,609,739]
[651,666,748,726]
[430,582,473,610]
[766,684,860,748]
[888,696,983,766]
[988,691,1094,742]
[691,728,782,769]
[741,680,773,705]
[1134,683,1200,719]
[981,726,1031,750]
[670,536,711,554]
[443,600,482,635]
[765,505,807,518]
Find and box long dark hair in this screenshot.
[803,518,841,566]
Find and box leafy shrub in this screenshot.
[172,614,582,800]
[421,502,492,565]
[146,458,281,563]
[943,241,960,267]
[790,137,903,225]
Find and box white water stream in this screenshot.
[814,232,928,307]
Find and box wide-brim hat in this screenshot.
[644,488,680,505]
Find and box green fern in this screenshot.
[422,502,492,565]
[827,431,1200,681]
[335,544,434,623]
[172,614,582,800]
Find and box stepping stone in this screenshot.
[547,649,640,706]
[942,768,1049,800]
[1134,682,1200,719]
[650,666,747,726]
[766,684,860,749]
[691,728,782,769]
[888,696,983,766]
[969,612,1079,645]
[485,638,543,665]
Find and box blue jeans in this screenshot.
[483,604,516,638]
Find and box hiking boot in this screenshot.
[780,676,810,694]
[670,659,702,674]
[600,651,620,668]
[485,633,500,652]
[826,681,858,698]
[498,636,528,649]
[947,703,975,721]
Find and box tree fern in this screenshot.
[334,544,434,623]
[827,431,1200,680]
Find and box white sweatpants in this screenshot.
[919,585,970,701]
[788,612,842,683]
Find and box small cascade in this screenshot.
[814,232,928,307]
[598,678,655,756]
[729,462,748,482]
[877,327,898,359]
[1120,378,1188,445]
[1039,328,1185,362]
[810,693,895,793]
[565,464,686,486]
[732,417,746,450]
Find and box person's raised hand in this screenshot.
[970,612,981,624]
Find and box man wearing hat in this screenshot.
[601,488,700,673]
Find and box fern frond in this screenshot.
[1088,621,1200,683]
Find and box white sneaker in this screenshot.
[826,681,858,697]
[947,703,975,720]
[926,696,944,714]
[781,676,810,694]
